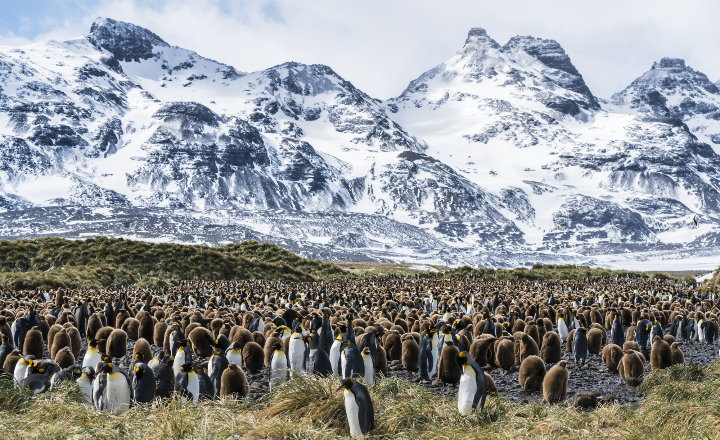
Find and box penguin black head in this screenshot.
[336,378,355,391]
[457,351,468,366]
[71,366,82,379]
[134,362,147,377]
[179,363,194,372]
[82,366,95,380]
[88,338,104,347]
[272,341,284,352]
[304,336,313,344]
[99,362,114,374]
[134,352,145,362]
[231,341,242,350]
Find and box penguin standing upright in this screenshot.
[610,315,624,347]
[75,298,90,338]
[77,367,95,405]
[456,351,487,414]
[270,342,289,390]
[361,347,374,386]
[152,356,175,399]
[307,335,333,377]
[357,329,379,371]
[209,348,229,397]
[288,327,309,375]
[225,342,243,369]
[337,378,375,438]
[318,312,333,354]
[174,363,199,402]
[635,319,651,349]
[557,317,569,344]
[341,341,365,379]
[418,330,434,381]
[83,338,104,369]
[173,340,192,379]
[194,365,213,401]
[329,334,343,377]
[573,327,588,366]
[131,362,156,404]
[0,334,14,367]
[93,362,132,414]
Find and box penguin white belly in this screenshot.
[329,343,341,376]
[458,370,477,415]
[557,322,569,343]
[270,352,288,389]
[11,319,17,341]
[288,339,306,374]
[363,357,374,386]
[257,320,264,334]
[77,376,93,405]
[104,373,131,414]
[83,348,101,369]
[429,343,439,377]
[227,350,243,368]
[148,357,160,369]
[343,390,363,438]
[14,363,28,383]
[341,352,349,378]
[173,349,186,378]
[188,372,200,402]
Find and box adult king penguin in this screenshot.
[337,378,375,438]
[269,341,289,390]
[456,351,487,414]
[93,362,132,414]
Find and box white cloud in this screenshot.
[2,0,719,99]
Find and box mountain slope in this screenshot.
[1,19,720,269]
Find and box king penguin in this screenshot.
[83,338,104,370]
[93,362,132,414]
[307,335,333,377]
[209,348,229,397]
[329,334,343,377]
[77,366,95,405]
[174,363,199,402]
[225,341,244,369]
[337,378,375,438]
[131,362,156,404]
[361,347,375,386]
[573,327,588,366]
[288,326,309,375]
[270,341,289,390]
[418,330,434,381]
[557,316,569,344]
[341,340,365,379]
[610,314,624,347]
[456,351,487,414]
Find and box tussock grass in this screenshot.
[1,363,719,439]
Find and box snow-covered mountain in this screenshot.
[1,18,720,269]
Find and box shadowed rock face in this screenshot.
[87,17,168,62]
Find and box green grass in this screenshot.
[1,361,719,439]
[0,237,351,289]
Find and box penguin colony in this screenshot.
[0,276,718,435]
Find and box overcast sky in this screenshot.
[1,0,719,99]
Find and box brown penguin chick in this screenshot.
[401,334,419,371]
[518,355,546,391]
[3,349,21,374]
[540,331,562,364]
[0,317,11,340]
[121,318,140,340]
[623,341,640,352]
[230,327,253,348]
[586,328,604,355]
[51,330,71,361]
[55,346,75,369]
[670,342,684,365]
[469,336,496,367]
[601,344,624,373]
[650,336,672,371]
[242,341,264,373]
[115,310,129,329]
[23,327,44,359]
[663,335,676,345]
[512,319,526,334]
[572,391,605,410]
[107,329,128,359]
[524,323,540,348]
[484,372,498,395]
[520,333,539,362]
[252,331,266,347]
[590,323,607,346]
[154,321,168,348]
[625,325,635,343]
[543,360,569,404]
[566,329,576,352]
[495,338,515,370]
[65,326,82,359]
[138,313,154,342]
[184,322,201,338]
[264,335,281,367]
[47,324,63,350]
[95,326,114,353]
[55,289,65,307]
[86,314,102,340]
[377,345,388,376]
[220,362,249,398]
[383,331,402,361]
[513,332,523,366]
[619,350,644,386]
[438,343,461,384]
[188,327,215,357]
[163,324,177,355]
[133,338,153,364]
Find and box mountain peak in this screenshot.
[87,17,168,62]
[652,57,686,70]
[464,27,501,49]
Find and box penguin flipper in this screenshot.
[354,389,374,434]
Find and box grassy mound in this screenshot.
[0,237,350,290]
[1,361,718,439]
[441,264,684,282]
